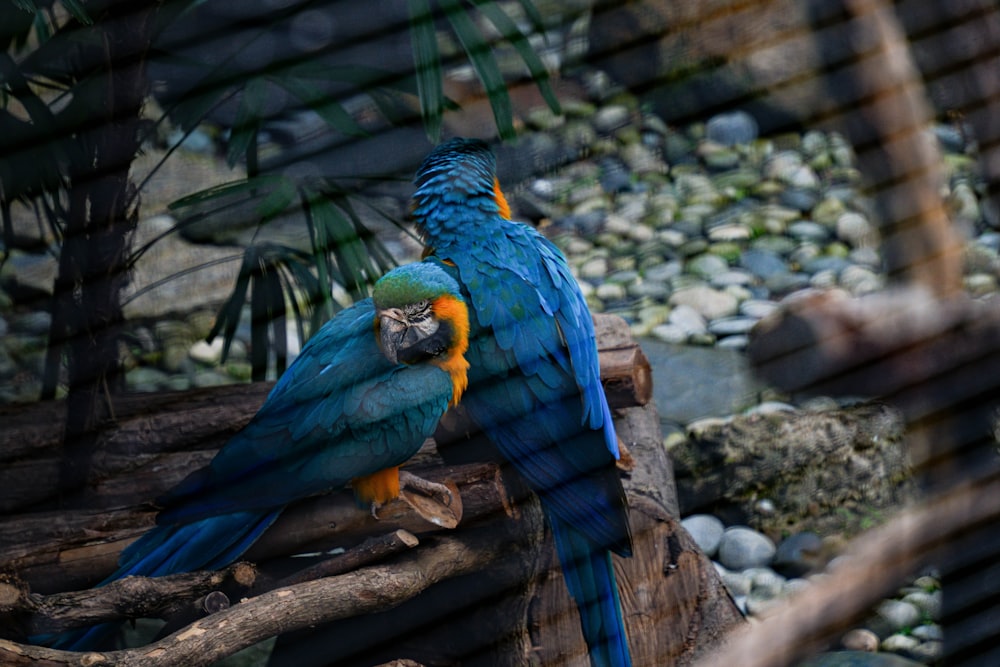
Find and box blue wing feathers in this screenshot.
[50,266,461,651]
[414,138,632,666]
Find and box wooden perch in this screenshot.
[0,530,519,667]
[1,563,256,636]
[0,315,649,515]
[595,313,653,409]
[3,462,507,595]
[0,531,421,637]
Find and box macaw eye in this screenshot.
[405,299,432,319]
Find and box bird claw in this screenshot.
[398,470,454,507]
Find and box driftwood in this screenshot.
[0,313,739,665]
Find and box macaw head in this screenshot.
[412,138,512,233]
[373,261,470,382]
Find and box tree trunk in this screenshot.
[48,0,159,502]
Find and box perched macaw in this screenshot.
[51,261,471,650]
[411,138,633,667]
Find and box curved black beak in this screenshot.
[377,307,408,364]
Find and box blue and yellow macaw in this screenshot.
[52,261,471,650]
[412,138,633,667]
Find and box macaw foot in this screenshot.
[399,470,454,507]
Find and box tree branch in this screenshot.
[0,530,512,667]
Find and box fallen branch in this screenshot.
[0,530,513,667]
[1,530,422,637]
[0,564,254,637]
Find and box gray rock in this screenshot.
[668,304,708,336]
[642,260,683,283]
[686,253,730,280]
[650,323,688,344]
[880,634,919,653]
[593,104,631,134]
[669,285,739,320]
[707,316,758,337]
[0,251,57,302]
[740,248,788,279]
[720,571,752,596]
[802,255,851,276]
[836,211,877,248]
[773,531,824,577]
[763,151,805,181]
[718,526,776,570]
[641,340,761,424]
[739,299,778,319]
[699,142,742,171]
[910,624,943,642]
[705,111,759,146]
[745,594,780,616]
[595,282,627,302]
[681,514,725,557]
[779,186,821,212]
[715,334,748,349]
[840,265,883,295]
[745,566,785,598]
[841,628,880,652]
[903,640,943,663]
[788,221,832,243]
[876,599,922,632]
[710,269,754,289]
[764,271,812,295]
[901,590,941,621]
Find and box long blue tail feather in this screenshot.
[550,516,631,667]
[46,509,280,651]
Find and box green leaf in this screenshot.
[471,0,561,114]
[255,175,297,224]
[59,0,92,25]
[270,74,367,138]
[168,176,280,211]
[267,270,288,376]
[227,76,268,168]
[408,0,444,142]
[301,187,336,319]
[440,0,514,140]
[207,249,254,363]
[314,195,371,298]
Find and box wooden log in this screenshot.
[0,315,649,514]
[2,462,505,595]
[0,530,525,667]
[1,563,258,637]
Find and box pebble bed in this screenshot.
[3,79,995,664]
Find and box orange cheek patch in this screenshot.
[493,178,512,220]
[431,295,471,406]
[352,466,401,506]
